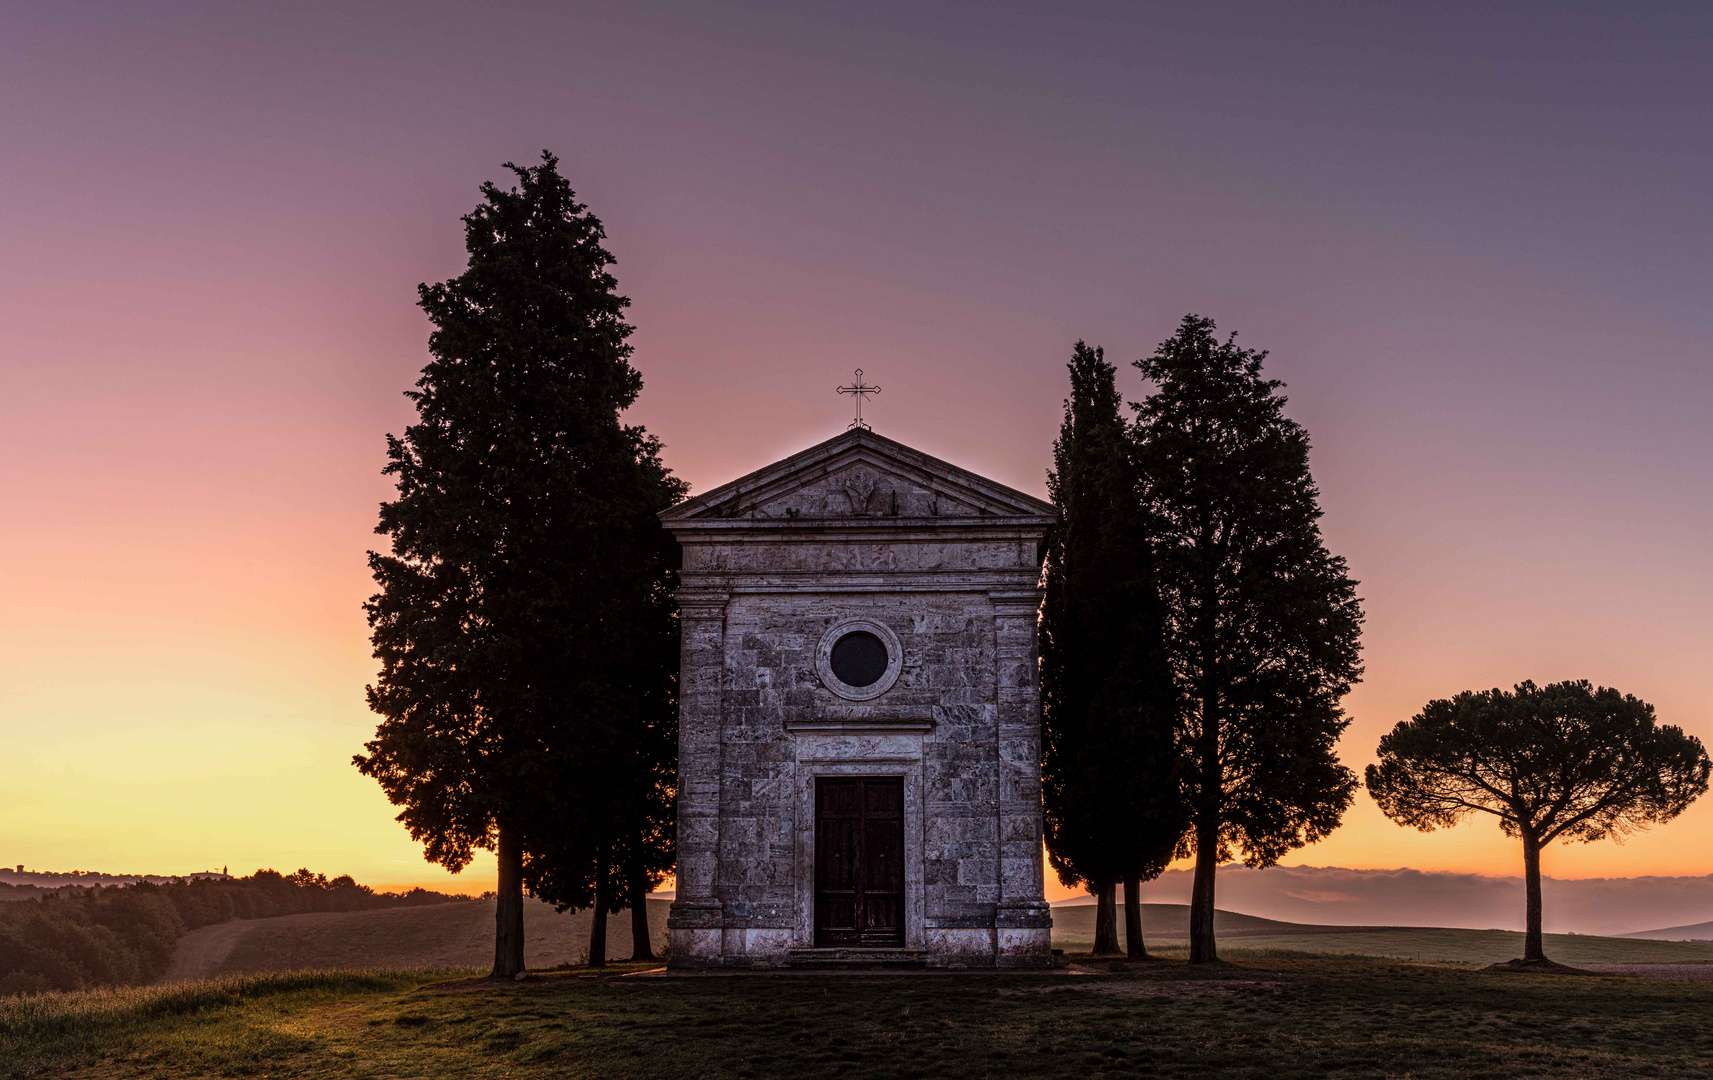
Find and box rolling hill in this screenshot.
[156,896,1713,980]
[160,898,672,983]
[1049,902,1713,965]
[1621,920,1713,941]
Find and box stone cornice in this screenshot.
[989,588,1045,617]
[678,571,1042,594]
[785,718,935,734]
[666,517,1050,542]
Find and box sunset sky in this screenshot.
[4,3,1709,900]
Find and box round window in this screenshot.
[829,631,889,688]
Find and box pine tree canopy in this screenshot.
[1368,680,1709,847]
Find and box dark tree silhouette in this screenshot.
[621,794,674,961]
[1368,680,1709,964]
[616,672,677,962]
[520,535,680,968]
[1042,342,1185,958]
[356,152,684,978]
[1133,315,1363,964]
[617,564,680,963]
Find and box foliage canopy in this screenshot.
[1133,314,1364,961]
[1368,680,1709,846]
[355,151,684,975]
[1041,342,1184,953]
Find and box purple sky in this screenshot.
[3,2,1709,892]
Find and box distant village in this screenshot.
[0,865,231,893]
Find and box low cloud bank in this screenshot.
[1115,866,1713,936]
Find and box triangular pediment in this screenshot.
[661,428,1054,526]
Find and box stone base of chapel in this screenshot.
[666,915,1052,971]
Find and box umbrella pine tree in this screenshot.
[1369,680,1708,965]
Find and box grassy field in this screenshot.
[163,899,673,982]
[9,958,1713,1079]
[1145,930,1713,964]
[1049,903,1713,964]
[154,900,1713,983]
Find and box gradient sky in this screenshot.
[3,2,1710,899]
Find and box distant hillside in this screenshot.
[1049,902,1713,966]
[0,870,465,994]
[1054,866,1713,936]
[161,897,672,982]
[1622,920,1713,942]
[149,897,1713,978]
[1050,902,1305,937]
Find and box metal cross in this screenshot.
[837,369,881,430]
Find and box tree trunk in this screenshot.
[588,848,610,968]
[1522,830,1545,962]
[627,855,654,961]
[1189,654,1221,965]
[1123,875,1147,959]
[1188,814,1219,964]
[492,824,525,979]
[1093,881,1120,955]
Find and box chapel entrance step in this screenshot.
[786,947,929,970]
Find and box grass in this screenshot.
[8,957,1713,1079]
[1060,930,1713,965]
[170,898,673,981]
[0,968,478,1077]
[1047,905,1713,965]
[167,899,1713,984]
[1195,930,1713,964]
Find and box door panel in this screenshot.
[814,777,905,947]
[819,820,858,890]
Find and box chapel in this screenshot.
[660,426,1055,969]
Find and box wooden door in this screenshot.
[814,777,904,947]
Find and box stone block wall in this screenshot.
[661,430,1054,970]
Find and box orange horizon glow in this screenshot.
[7,335,1709,898]
[4,6,1710,902]
[6,385,1708,899]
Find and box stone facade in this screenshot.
[661,428,1054,969]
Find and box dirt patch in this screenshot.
[1484,957,1594,975]
[155,919,255,983]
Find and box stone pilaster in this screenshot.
[666,587,727,967]
[991,587,1052,967]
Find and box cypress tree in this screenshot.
[1041,342,1185,958]
[1133,315,1363,964]
[356,152,685,978]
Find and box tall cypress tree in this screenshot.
[1133,315,1363,964]
[1041,343,1185,958]
[356,152,685,978]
